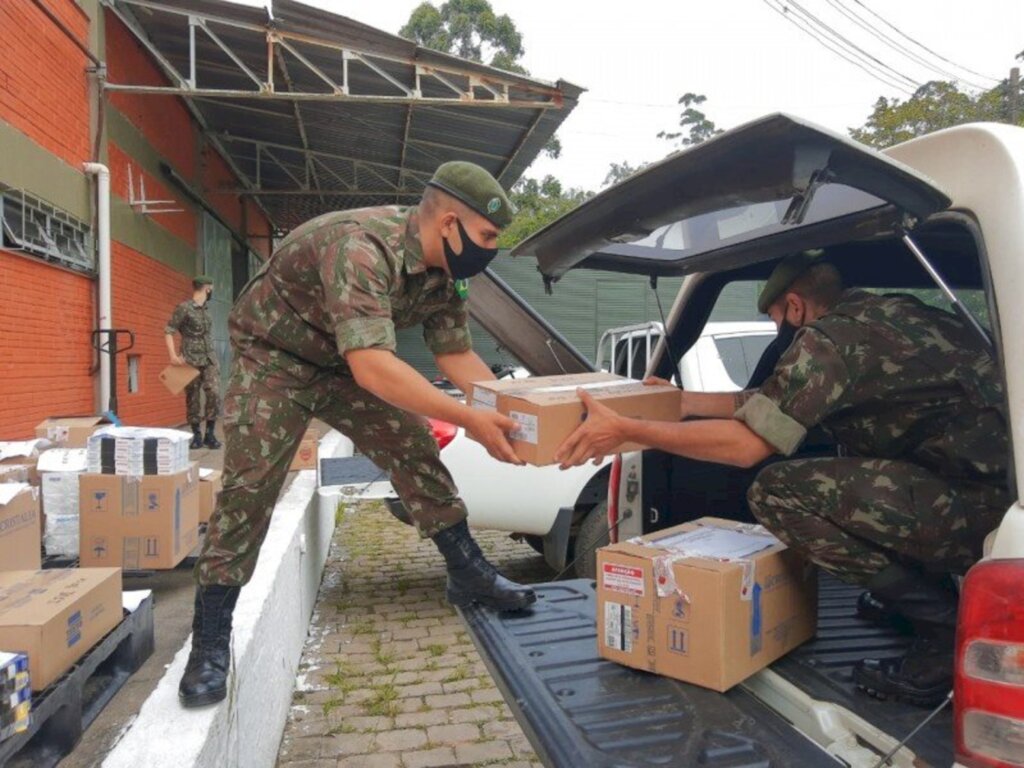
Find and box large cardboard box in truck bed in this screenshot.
[596,517,817,692]
[468,373,680,466]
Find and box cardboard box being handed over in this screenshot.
[468,372,680,466]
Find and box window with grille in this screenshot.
[1,188,94,273]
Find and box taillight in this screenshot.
[608,455,622,544]
[428,419,457,451]
[955,559,1024,768]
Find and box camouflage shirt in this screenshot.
[229,206,471,376]
[736,290,1008,489]
[165,299,216,367]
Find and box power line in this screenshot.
[826,0,992,91]
[850,0,1001,85]
[784,0,921,89]
[760,0,917,96]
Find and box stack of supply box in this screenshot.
[0,652,30,744]
[79,428,199,570]
[38,449,89,559]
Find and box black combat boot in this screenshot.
[189,424,204,450]
[204,420,221,449]
[178,584,240,708]
[855,590,914,634]
[853,564,958,707]
[432,520,536,611]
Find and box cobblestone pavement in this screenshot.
[276,500,553,768]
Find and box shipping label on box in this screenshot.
[0,568,121,691]
[468,373,680,466]
[595,517,817,692]
[0,484,41,571]
[78,463,199,570]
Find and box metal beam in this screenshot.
[103,83,555,108]
[108,0,565,107]
[274,43,323,202]
[215,134,435,182]
[497,109,546,184]
[226,189,423,196]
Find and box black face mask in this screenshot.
[443,218,498,280]
[776,317,799,351]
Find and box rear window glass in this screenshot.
[714,334,775,389]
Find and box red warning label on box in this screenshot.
[601,563,645,596]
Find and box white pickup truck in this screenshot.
[458,115,1024,768]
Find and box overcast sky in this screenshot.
[231,0,1023,191]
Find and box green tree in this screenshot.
[401,0,525,71]
[498,175,591,248]
[400,0,560,158]
[603,160,648,188]
[851,75,1024,149]
[658,93,723,147]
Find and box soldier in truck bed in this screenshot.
[557,252,1010,707]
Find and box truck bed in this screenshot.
[458,575,952,767]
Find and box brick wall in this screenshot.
[111,242,192,427]
[0,251,96,438]
[0,1,91,167]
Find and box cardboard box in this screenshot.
[596,518,817,692]
[86,427,191,475]
[78,463,200,570]
[198,468,222,524]
[468,373,680,466]
[35,416,112,449]
[0,485,41,571]
[0,439,47,485]
[39,449,88,558]
[159,363,200,396]
[0,568,122,691]
[289,429,319,471]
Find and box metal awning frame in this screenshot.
[101,0,566,108]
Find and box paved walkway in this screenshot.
[277,500,551,768]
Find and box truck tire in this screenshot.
[574,502,609,580]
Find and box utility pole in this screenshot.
[1010,67,1020,125]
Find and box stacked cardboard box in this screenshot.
[39,449,89,558]
[86,427,191,476]
[79,463,200,570]
[198,468,223,524]
[0,569,122,691]
[0,485,42,571]
[0,439,47,486]
[0,652,30,743]
[35,416,112,449]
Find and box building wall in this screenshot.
[0,1,270,438]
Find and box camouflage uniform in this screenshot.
[739,290,1010,585]
[166,299,221,423]
[197,206,472,586]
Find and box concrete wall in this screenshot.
[103,431,347,768]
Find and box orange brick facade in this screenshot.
[0,2,271,438]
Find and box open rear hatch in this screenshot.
[512,113,950,283]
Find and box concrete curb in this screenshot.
[103,431,348,768]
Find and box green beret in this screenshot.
[193,275,214,285]
[426,161,517,228]
[757,250,823,314]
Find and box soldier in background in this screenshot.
[179,162,535,709]
[165,275,222,449]
[557,253,1010,707]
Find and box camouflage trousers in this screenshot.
[747,457,1007,586]
[185,361,221,425]
[196,350,466,586]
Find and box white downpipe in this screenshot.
[83,163,111,414]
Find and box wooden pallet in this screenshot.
[0,592,155,768]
